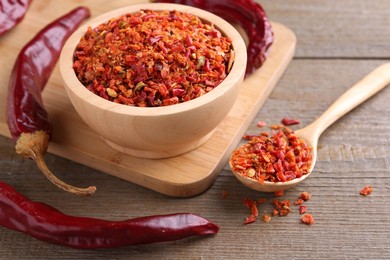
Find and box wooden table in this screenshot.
[1,0,390,258]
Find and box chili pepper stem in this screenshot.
[15,130,96,196]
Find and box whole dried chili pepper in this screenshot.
[152,0,274,77]
[0,0,32,36]
[0,181,219,249]
[6,7,96,196]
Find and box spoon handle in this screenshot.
[305,63,390,140]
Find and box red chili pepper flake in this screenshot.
[261,214,272,224]
[299,205,307,214]
[273,199,291,216]
[274,190,284,197]
[256,198,267,204]
[281,118,300,126]
[301,214,314,225]
[257,121,267,127]
[300,192,311,201]
[360,186,373,196]
[293,198,304,206]
[242,134,257,140]
[222,190,229,198]
[231,127,313,183]
[73,9,234,107]
[243,198,259,225]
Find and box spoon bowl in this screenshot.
[230,63,390,192]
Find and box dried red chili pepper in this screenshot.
[153,0,274,77]
[0,0,32,36]
[0,181,219,248]
[6,7,96,196]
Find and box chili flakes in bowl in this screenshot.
[73,9,234,107]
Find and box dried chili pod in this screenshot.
[6,7,96,196]
[152,0,274,77]
[0,181,219,249]
[0,0,32,36]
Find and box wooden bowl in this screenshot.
[60,3,247,159]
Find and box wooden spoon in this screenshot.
[230,63,390,192]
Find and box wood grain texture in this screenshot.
[260,0,390,58]
[0,0,390,259]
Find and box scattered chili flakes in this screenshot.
[274,190,284,197]
[299,205,307,214]
[257,121,267,127]
[281,118,300,126]
[273,199,291,216]
[360,185,373,196]
[261,214,272,223]
[73,9,234,107]
[301,214,314,225]
[231,127,313,183]
[300,192,311,201]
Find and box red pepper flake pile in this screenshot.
[73,9,234,107]
[301,214,314,225]
[231,127,312,183]
[360,185,373,196]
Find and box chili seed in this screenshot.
[281,118,300,126]
[106,88,118,98]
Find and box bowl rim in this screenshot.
[60,3,247,117]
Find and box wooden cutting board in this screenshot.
[0,0,296,197]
